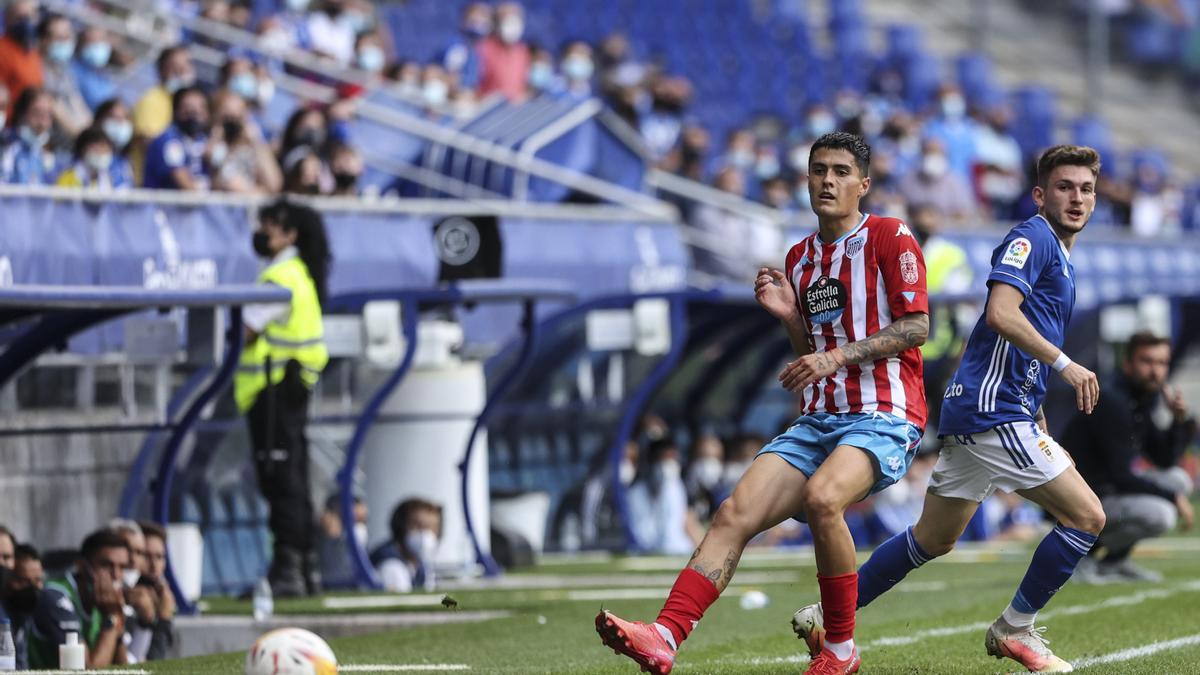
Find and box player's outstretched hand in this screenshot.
[1059,362,1099,414]
[779,350,844,392]
[755,267,798,321]
[1175,493,1194,531]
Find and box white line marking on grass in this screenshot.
[341,666,470,672]
[568,588,666,601]
[16,671,149,674]
[1074,633,1200,669]
[323,594,445,609]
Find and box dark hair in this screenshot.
[279,107,329,161]
[80,528,128,564]
[12,86,50,125]
[258,199,332,308]
[1036,145,1101,189]
[218,55,251,84]
[36,13,67,40]
[156,45,189,79]
[14,544,39,563]
[809,132,871,176]
[73,125,113,159]
[0,525,15,549]
[389,498,442,544]
[1125,331,1170,360]
[94,97,124,123]
[138,520,166,543]
[171,85,207,117]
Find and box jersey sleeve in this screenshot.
[32,587,80,649]
[875,220,929,317]
[987,225,1050,296]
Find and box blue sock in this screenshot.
[1009,525,1098,618]
[857,526,934,608]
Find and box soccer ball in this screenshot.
[244,627,338,675]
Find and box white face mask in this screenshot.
[353,522,368,545]
[618,459,636,486]
[422,80,449,108]
[122,569,141,588]
[921,153,948,178]
[404,529,438,561]
[689,457,723,490]
[498,15,524,44]
[655,458,681,482]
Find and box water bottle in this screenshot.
[252,577,274,622]
[0,618,16,671]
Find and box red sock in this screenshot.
[818,572,858,644]
[655,567,720,646]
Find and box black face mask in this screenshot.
[5,584,40,616]
[295,128,325,149]
[177,117,205,138]
[333,171,358,189]
[7,18,36,49]
[222,119,243,142]
[252,231,273,257]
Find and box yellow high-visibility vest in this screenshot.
[233,255,328,413]
[921,238,973,361]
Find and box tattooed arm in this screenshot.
[778,312,928,392]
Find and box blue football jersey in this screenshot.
[938,215,1075,435]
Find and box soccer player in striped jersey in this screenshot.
[792,145,1106,673]
[596,132,929,675]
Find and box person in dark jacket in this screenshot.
[1067,331,1195,582]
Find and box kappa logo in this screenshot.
[899,250,919,284]
[896,222,913,238]
[845,235,865,259]
[887,455,903,472]
[1001,237,1032,269]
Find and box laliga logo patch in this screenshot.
[1001,237,1032,269]
[899,250,919,284]
[804,275,847,325]
[434,216,481,266]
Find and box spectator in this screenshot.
[136,521,175,661]
[37,13,90,142]
[307,0,358,65]
[761,175,794,212]
[1,543,43,670]
[0,84,9,130]
[316,493,367,588]
[558,40,595,99]
[370,498,443,593]
[262,0,313,54]
[685,433,726,522]
[715,127,756,175]
[329,142,362,196]
[478,1,531,102]
[923,84,978,182]
[94,98,136,187]
[419,64,451,116]
[56,125,122,188]
[971,103,1023,219]
[1130,156,1184,236]
[109,519,155,663]
[278,106,329,167]
[688,167,782,281]
[71,27,117,112]
[0,527,14,570]
[640,76,690,161]
[898,137,977,224]
[133,46,195,146]
[142,85,210,190]
[0,0,44,114]
[282,145,323,194]
[386,60,422,100]
[353,28,387,76]
[1069,332,1196,583]
[628,437,697,554]
[208,92,282,194]
[441,3,490,92]
[0,87,60,185]
[219,55,261,105]
[526,44,555,95]
[27,529,130,668]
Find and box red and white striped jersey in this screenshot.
[784,214,929,429]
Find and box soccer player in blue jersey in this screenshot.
[791,145,1105,673]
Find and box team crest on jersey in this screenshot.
[899,250,919,284]
[844,235,866,259]
[804,275,847,325]
[1001,237,1032,269]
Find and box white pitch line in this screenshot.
[340,666,470,672]
[323,594,445,609]
[1074,633,1200,669]
[14,671,149,674]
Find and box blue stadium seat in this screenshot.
[885,23,924,64]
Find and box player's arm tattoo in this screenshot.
[836,312,928,366]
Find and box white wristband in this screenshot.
[1052,352,1072,372]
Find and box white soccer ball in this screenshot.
[244,627,338,675]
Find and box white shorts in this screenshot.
[928,420,1073,502]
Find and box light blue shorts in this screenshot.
[758,411,923,498]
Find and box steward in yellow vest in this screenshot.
[235,199,329,597]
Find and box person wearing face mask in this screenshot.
[525,45,556,95]
[478,1,531,102]
[558,40,595,99]
[56,125,123,189]
[441,3,490,91]
[371,498,443,593]
[108,520,157,663]
[235,199,330,598]
[282,146,325,195]
[418,64,451,115]
[134,521,175,661]
[328,142,362,196]
[685,434,726,523]
[27,529,131,668]
[133,46,195,147]
[317,493,368,589]
[142,85,211,190]
[923,84,979,183]
[354,29,387,76]
[306,0,358,65]
[0,87,60,185]
[208,91,282,194]
[93,97,136,187]
[70,27,116,112]
[0,544,42,670]
[898,137,978,224]
[265,0,314,54]
[0,0,44,113]
[37,13,90,141]
[627,438,697,555]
